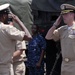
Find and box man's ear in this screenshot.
[73,13,75,19]
[2,14,7,19]
[2,14,8,24]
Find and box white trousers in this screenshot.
[13,61,26,75]
[0,63,14,75]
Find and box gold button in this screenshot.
[64,58,69,62]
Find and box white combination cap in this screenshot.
[0,3,10,11]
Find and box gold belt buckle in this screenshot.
[64,58,69,62]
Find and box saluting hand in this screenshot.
[11,13,21,24]
[53,15,62,27]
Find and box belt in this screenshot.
[63,58,75,63]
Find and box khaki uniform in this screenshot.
[13,41,26,75]
[0,22,25,75]
[52,25,75,75]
